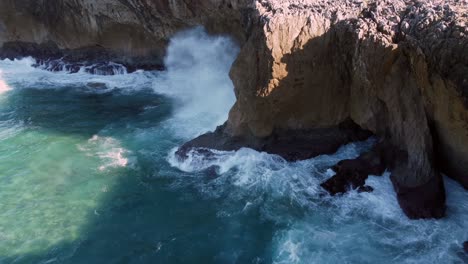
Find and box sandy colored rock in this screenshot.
[224,0,467,218]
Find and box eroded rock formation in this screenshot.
[0,0,253,70]
[225,0,467,219]
[1,0,467,219]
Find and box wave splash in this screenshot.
[154,27,239,138]
[0,27,238,139]
[169,138,468,263]
[0,57,154,92]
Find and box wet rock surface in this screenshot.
[391,173,446,219]
[176,120,372,162]
[320,142,388,195]
[225,0,467,219]
[0,41,164,74]
[0,0,252,69]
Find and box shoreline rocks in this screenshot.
[0,41,165,74]
[391,173,446,219]
[224,0,466,219]
[176,119,372,162]
[320,141,388,195]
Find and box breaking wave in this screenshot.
[169,138,468,263]
[153,27,239,138]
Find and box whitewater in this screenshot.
[0,28,466,264]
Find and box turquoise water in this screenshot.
[0,29,467,264]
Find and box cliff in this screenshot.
[1,0,467,219]
[225,0,468,219]
[0,0,253,70]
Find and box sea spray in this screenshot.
[0,69,11,94]
[154,27,239,138]
[0,57,153,91]
[0,28,239,139]
[169,138,468,263]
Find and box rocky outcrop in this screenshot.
[1,0,467,219]
[223,0,467,219]
[320,141,389,195]
[0,0,253,70]
[177,119,372,161]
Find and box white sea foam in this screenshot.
[169,138,468,263]
[153,27,239,138]
[169,139,375,204]
[272,174,468,264]
[0,69,11,94]
[0,57,154,92]
[78,135,134,171]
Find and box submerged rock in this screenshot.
[86,82,107,90]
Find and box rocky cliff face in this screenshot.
[225,0,467,218]
[1,0,467,219]
[0,0,253,69]
[183,0,468,218]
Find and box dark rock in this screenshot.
[176,119,372,162]
[320,141,387,195]
[0,41,165,75]
[357,185,374,193]
[391,174,446,219]
[463,241,468,253]
[203,166,219,180]
[0,41,63,61]
[321,168,368,195]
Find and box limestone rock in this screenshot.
[226,0,467,218]
[0,0,253,67]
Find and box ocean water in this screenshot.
[0,28,467,264]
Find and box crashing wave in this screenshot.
[35,58,129,75]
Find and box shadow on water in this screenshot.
[0,87,170,138]
[0,87,276,264]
